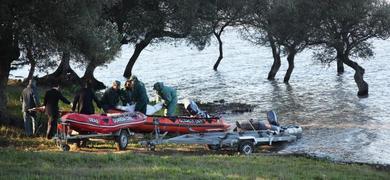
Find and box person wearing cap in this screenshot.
[43,82,71,139]
[72,81,101,115]
[101,80,126,112]
[153,82,177,116]
[20,79,40,136]
[129,76,149,114]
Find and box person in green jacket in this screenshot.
[153,82,177,116]
[129,76,149,114]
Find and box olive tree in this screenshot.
[313,0,390,96]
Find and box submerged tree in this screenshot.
[108,0,212,78]
[243,0,282,80]
[245,0,316,82]
[313,0,390,97]
[269,0,317,83]
[210,0,248,71]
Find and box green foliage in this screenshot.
[312,0,390,63]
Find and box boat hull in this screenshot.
[130,116,231,134]
[58,112,146,134]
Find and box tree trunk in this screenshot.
[26,47,36,81]
[0,30,19,124]
[284,49,296,83]
[213,32,224,71]
[40,51,80,86]
[342,56,368,97]
[267,39,281,80]
[336,49,345,75]
[81,62,106,90]
[123,39,151,78]
[0,59,12,124]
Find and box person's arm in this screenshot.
[59,91,71,104]
[119,89,128,106]
[162,89,172,104]
[72,93,79,112]
[43,91,48,106]
[32,89,40,106]
[92,90,101,108]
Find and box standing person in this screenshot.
[129,76,149,114]
[153,82,177,116]
[20,79,40,136]
[100,80,126,112]
[43,82,71,139]
[123,79,133,105]
[72,81,101,115]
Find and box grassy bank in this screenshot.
[1,148,389,179]
[1,126,389,179]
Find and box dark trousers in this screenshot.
[46,113,59,139]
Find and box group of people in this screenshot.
[20,76,178,139]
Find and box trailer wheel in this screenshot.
[76,139,88,148]
[239,140,254,155]
[207,144,220,151]
[148,144,156,151]
[115,130,128,151]
[61,144,70,152]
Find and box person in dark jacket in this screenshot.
[72,82,101,115]
[123,79,133,105]
[43,82,71,139]
[20,79,40,136]
[153,82,177,116]
[101,80,126,112]
[129,76,149,114]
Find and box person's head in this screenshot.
[51,81,60,89]
[28,79,36,88]
[125,80,132,89]
[129,75,138,82]
[153,82,164,91]
[112,80,121,90]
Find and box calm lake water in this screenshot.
[11,29,390,165]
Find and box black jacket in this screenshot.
[72,87,101,115]
[43,88,71,116]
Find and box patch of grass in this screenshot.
[0,122,389,179]
[0,148,389,179]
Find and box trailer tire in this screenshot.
[207,144,220,151]
[76,139,88,148]
[239,140,254,155]
[61,144,70,152]
[116,130,128,151]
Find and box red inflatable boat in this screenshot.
[106,109,230,134]
[58,112,146,134]
[130,115,231,134]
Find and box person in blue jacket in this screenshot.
[153,82,177,116]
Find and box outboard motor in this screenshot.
[183,99,210,118]
[267,110,279,126]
